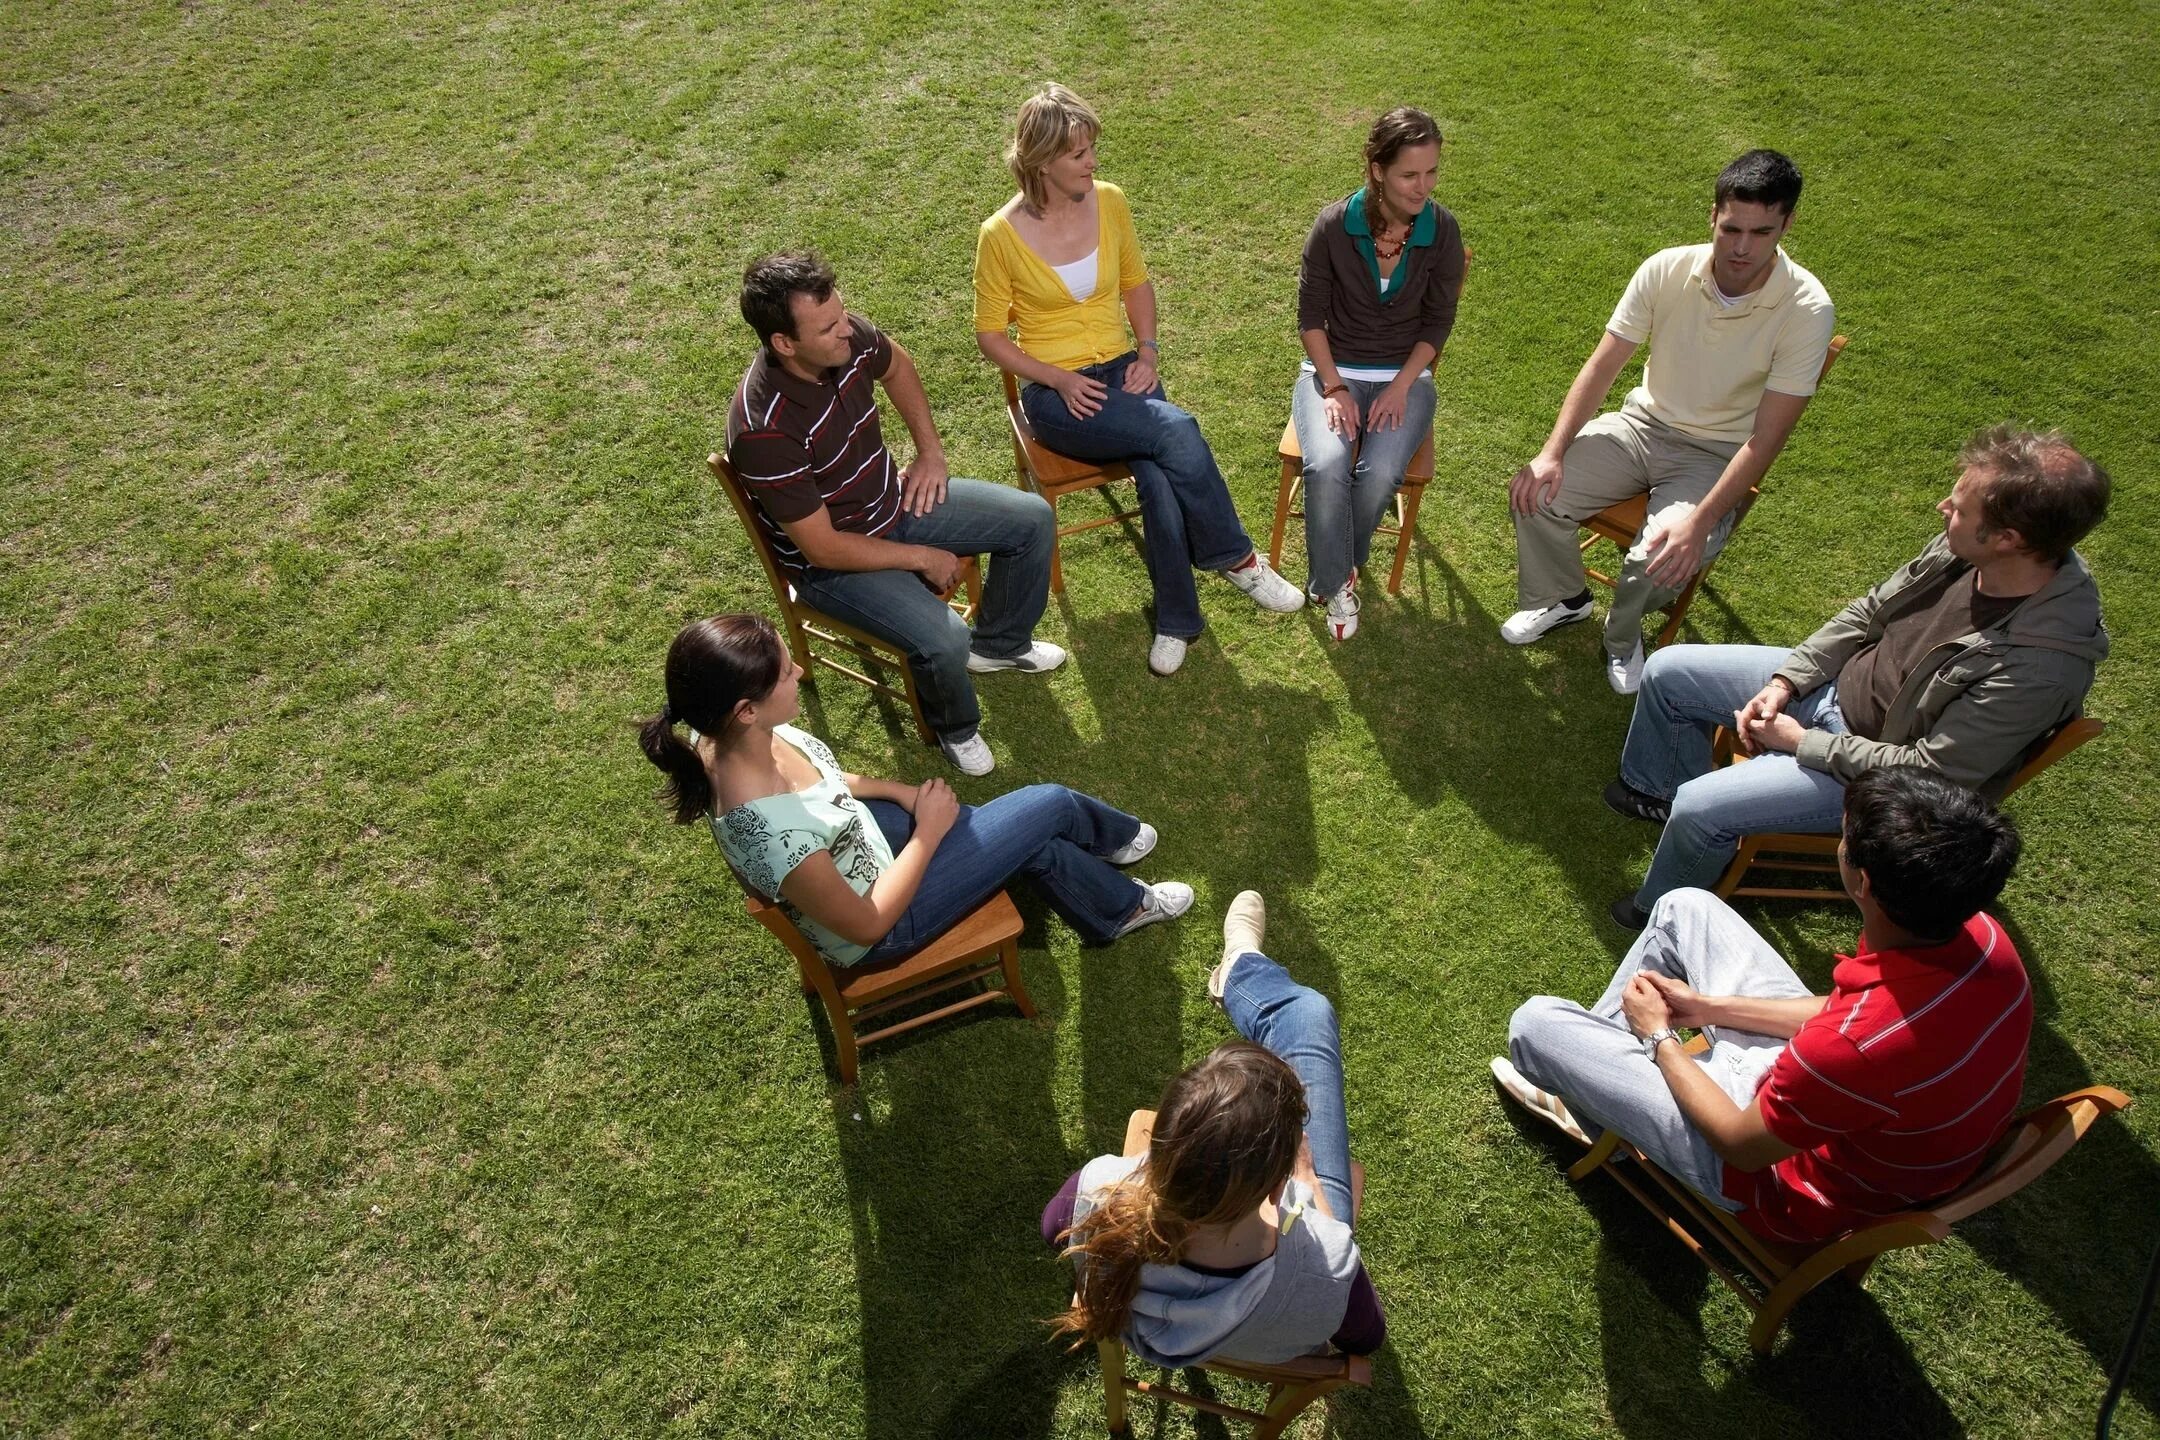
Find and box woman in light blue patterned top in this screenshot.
[640,614,1193,967]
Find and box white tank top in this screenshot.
[1051,248,1099,302]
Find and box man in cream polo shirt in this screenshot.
[1504,150,1836,693]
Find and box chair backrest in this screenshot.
[1928,1085,2130,1225]
[2002,716,2104,800]
[1817,332,1849,384]
[706,452,797,613]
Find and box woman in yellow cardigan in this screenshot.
[974,84,1303,676]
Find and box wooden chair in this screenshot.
[1710,715,2106,900]
[1578,333,1848,647]
[1095,1109,1372,1438]
[706,452,979,747]
[1268,425,1434,598]
[1564,1041,2131,1354]
[1000,370,1141,595]
[742,888,1032,1086]
[1267,247,1473,598]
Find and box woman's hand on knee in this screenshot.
[913,779,959,841]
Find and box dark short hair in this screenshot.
[1843,768,2021,941]
[1958,423,2111,564]
[739,251,837,346]
[1714,149,1803,215]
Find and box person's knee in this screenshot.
[1665,779,1734,845]
[1017,492,1055,545]
[916,613,974,671]
[1283,987,1341,1047]
[1507,996,1573,1079]
[1157,410,1210,464]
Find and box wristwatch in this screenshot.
[1642,1026,1682,1058]
[1138,338,1160,352]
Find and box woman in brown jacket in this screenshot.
[1292,107,1468,640]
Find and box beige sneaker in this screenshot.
[1210,889,1267,1004]
[1489,1057,1591,1145]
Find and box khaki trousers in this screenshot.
[1513,405,1742,658]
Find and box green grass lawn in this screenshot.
[4,1,2157,1435]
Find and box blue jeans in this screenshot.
[1019,352,1257,641]
[1290,370,1437,597]
[1220,951,1355,1224]
[860,784,1147,960]
[1620,644,1850,907]
[794,478,1055,743]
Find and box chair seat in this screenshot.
[825,892,1024,1007]
[1585,492,1649,542]
[1276,418,1435,484]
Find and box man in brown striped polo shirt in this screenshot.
[726,252,1061,777]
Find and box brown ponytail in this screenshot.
[638,613,786,824]
[1052,1041,1308,1345]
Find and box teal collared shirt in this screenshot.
[1343,187,1438,299]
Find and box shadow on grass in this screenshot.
[831,1017,1079,1440]
[1318,549,1645,924]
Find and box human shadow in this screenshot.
[1000,598,1336,1154]
[1494,1107,1965,1438]
[1957,912,2160,1421]
[1319,549,1648,928]
[834,1012,1077,1440]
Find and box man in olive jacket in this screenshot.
[1600,424,2110,928]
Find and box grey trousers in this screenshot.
[1512,405,1742,658]
[1506,888,1813,1208]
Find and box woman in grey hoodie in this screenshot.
[1042,892,1384,1368]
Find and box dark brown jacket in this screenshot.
[1296,190,1466,367]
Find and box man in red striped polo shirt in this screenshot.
[1495,767,2029,1243]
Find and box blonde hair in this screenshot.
[1007,83,1101,213]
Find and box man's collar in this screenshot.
[1688,245,1798,311]
[1832,914,1990,990]
[759,342,836,401]
[1344,188,1437,244]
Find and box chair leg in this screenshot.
[1714,835,1764,898]
[1656,571,1703,648]
[1098,1340,1129,1436]
[1267,459,1298,572]
[1567,1130,1623,1182]
[1048,494,1067,596]
[999,937,1037,1019]
[1254,1378,1326,1440]
[1388,482,1425,596]
[780,610,814,670]
[897,649,937,748]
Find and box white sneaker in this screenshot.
[1324,577,1360,642]
[1149,634,1188,676]
[1223,554,1305,613]
[1211,889,1267,1003]
[938,732,995,776]
[1606,641,1646,696]
[1106,822,1157,866]
[1499,594,1594,645]
[1117,881,1195,937]
[1489,1057,1591,1145]
[966,640,1068,674]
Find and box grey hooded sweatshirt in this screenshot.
[1072,1153,1361,1370]
[1774,533,2108,795]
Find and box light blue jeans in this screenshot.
[1508,888,1814,1208]
[1220,950,1355,1224]
[1619,644,1850,907]
[1290,370,1437,598]
[1020,352,1258,641]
